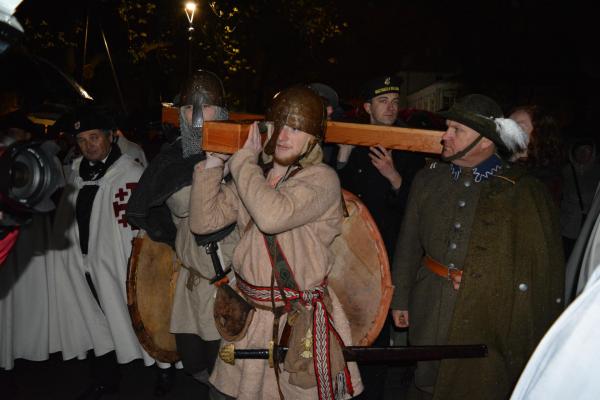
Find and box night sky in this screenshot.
[9,0,598,134]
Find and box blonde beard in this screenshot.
[273,153,300,167]
[273,137,316,167]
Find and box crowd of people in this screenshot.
[1,69,600,400]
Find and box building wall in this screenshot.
[406,81,463,112]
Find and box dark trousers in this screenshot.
[175,333,220,376]
[89,351,121,388]
[354,319,391,400]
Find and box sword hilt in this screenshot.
[205,241,232,284]
[219,343,236,365]
[219,341,279,366]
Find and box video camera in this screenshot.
[0,140,64,227]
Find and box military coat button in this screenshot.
[449,243,457,250]
[458,200,466,208]
[464,181,472,187]
[454,222,461,229]
[518,283,528,292]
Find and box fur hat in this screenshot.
[439,94,528,156]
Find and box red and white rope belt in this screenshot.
[236,274,354,400]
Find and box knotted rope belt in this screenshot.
[236,273,353,400]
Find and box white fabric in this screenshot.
[511,267,600,400]
[46,154,158,365]
[0,214,53,370]
[116,135,148,168]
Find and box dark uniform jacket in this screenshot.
[338,146,424,260]
[392,155,564,400]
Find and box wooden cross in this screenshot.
[161,104,443,154]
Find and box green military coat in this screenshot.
[392,157,564,400]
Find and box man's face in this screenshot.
[274,125,313,166]
[76,129,113,162]
[182,104,219,125]
[326,105,333,120]
[509,110,532,161]
[364,93,400,126]
[442,120,494,167]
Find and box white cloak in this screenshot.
[511,266,600,400]
[47,154,156,365]
[115,135,148,168]
[0,214,53,370]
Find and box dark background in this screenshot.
[7,0,598,138]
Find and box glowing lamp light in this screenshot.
[185,1,197,24]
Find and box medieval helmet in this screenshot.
[264,85,327,156]
[175,69,226,129]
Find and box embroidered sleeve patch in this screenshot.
[112,182,138,228]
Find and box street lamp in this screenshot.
[184,1,198,74]
[184,1,197,38]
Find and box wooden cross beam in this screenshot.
[202,120,443,154]
[161,103,263,125]
[161,104,443,154]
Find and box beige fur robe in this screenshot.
[189,148,363,399]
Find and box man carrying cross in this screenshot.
[189,85,363,399]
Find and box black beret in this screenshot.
[58,105,116,136]
[361,75,403,101]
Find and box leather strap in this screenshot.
[423,255,463,281]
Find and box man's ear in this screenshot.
[363,102,372,116]
[480,136,494,150]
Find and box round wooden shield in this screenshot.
[329,190,394,346]
[126,231,181,363]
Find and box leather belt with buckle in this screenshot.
[423,255,462,281]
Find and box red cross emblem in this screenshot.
[113,182,137,228]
